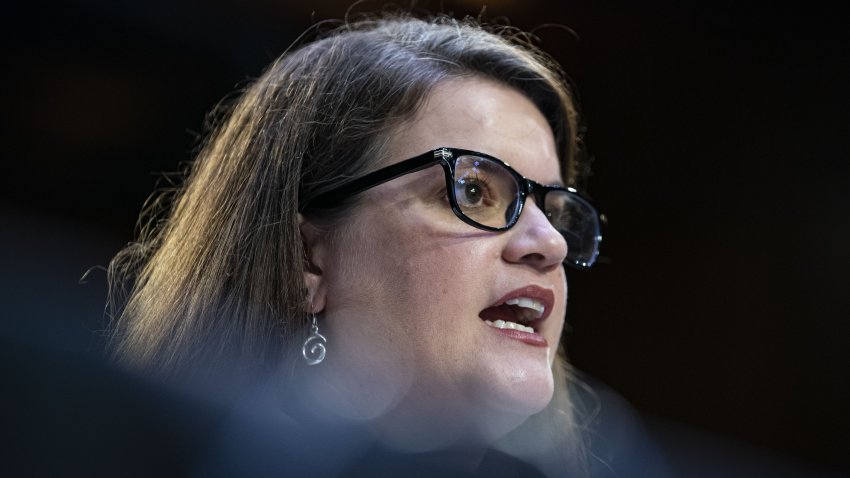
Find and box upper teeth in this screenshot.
[505,297,545,318]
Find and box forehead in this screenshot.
[382,77,562,184]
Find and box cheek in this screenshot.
[323,212,441,337]
[326,211,494,353]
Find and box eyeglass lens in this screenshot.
[453,155,522,228]
[452,154,599,267]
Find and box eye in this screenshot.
[464,182,482,204]
[455,175,493,208]
[452,154,520,227]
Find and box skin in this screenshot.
[301,77,569,450]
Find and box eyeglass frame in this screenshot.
[301,147,603,269]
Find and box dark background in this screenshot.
[4,0,848,475]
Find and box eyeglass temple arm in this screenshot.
[303,152,442,210]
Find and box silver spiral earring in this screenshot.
[302,312,327,366]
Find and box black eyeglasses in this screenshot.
[302,147,603,269]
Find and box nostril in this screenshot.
[522,251,562,272]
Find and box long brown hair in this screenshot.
[108,13,589,473]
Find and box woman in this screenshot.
[109,14,602,477]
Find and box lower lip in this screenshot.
[486,325,549,347]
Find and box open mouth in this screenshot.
[479,290,552,335]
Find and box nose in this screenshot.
[501,198,568,271]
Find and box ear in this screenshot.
[299,213,328,314]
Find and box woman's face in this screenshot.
[304,77,569,447]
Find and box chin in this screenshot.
[473,346,558,414]
[469,381,555,445]
[374,369,556,451]
[451,366,556,447]
[486,370,555,417]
